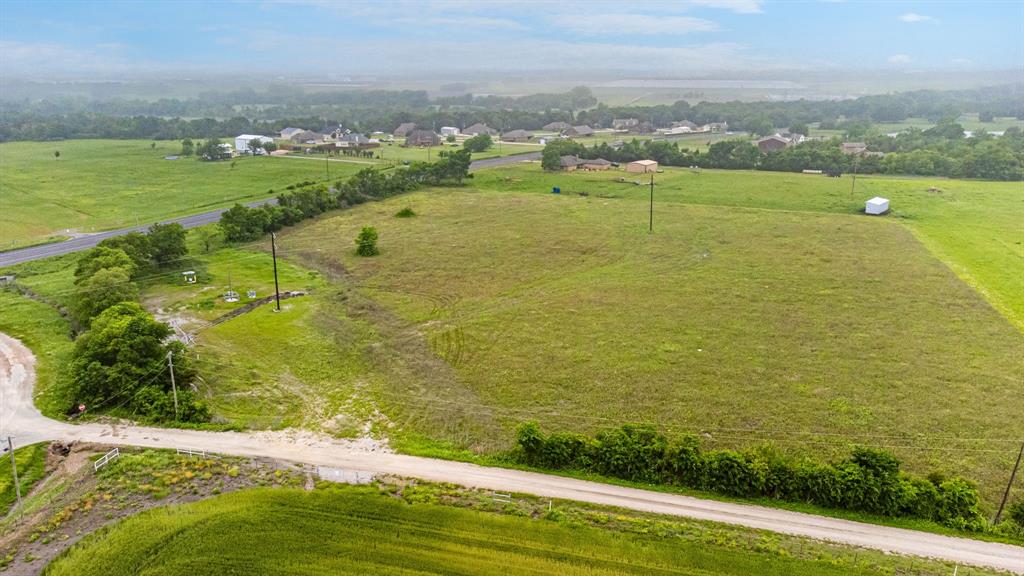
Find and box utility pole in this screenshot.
[271,232,282,312]
[649,172,655,233]
[6,436,21,509]
[167,351,179,421]
[994,440,1024,524]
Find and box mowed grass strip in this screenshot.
[0,139,364,248]
[43,488,888,576]
[0,442,48,515]
[282,188,1024,502]
[471,165,1024,329]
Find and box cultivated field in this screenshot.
[43,487,944,576]
[269,167,1023,504]
[0,139,364,250]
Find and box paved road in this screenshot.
[1,333,1020,573]
[0,153,541,268]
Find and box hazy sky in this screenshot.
[1,0,1021,78]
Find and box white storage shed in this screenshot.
[865,197,890,215]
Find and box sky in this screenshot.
[1,0,1022,78]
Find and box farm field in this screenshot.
[0,139,365,250]
[42,487,943,576]
[273,175,1023,505]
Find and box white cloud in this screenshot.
[951,57,972,65]
[887,54,912,64]
[412,16,526,30]
[551,14,720,35]
[689,0,763,14]
[899,12,933,23]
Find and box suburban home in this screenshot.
[629,121,655,134]
[578,157,612,171]
[757,135,793,152]
[703,122,728,133]
[234,134,274,154]
[501,129,533,142]
[320,124,346,140]
[543,121,571,132]
[626,159,658,173]
[336,133,380,149]
[671,121,698,131]
[393,122,417,137]
[613,118,640,130]
[290,130,324,144]
[559,155,581,171]
[462,123,497,136]
[775,131,806,145]
[841,142,869,155]
[405,129,440,147]
[279,127,304,140]
[564,125,595,137]
[440,126,460,137]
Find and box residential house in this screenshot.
[440,126,460,137]
[336,133,380,149]
[702,122,728,133]
[405,129,440,147]
[671,121,698,131]
[320,124,345,141]
[290,131,324,144]
[559,155,581,171]
[613,118,640,130]
[564,125,595,137]
[463,123,497,136]
[626,159,658,173]
[757,135,792,153]
[501,129,534,142]
[841,142,868,155]
[629,121,655,135]
[578,157,612,171]
[279,127,304,140]
[543,121,571,132]
[393,122,417,137]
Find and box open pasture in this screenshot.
[0,139,364,249]
[279,176,1023,503]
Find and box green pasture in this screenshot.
[279,176,1022,504]
[43,487,930,576]
[0,139,364,249]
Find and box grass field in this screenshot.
[271,169,1023,505]
[0,442,48,515]
[0,139,366,250]
[43,486,957,576]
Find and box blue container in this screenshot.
[552,186,561,194]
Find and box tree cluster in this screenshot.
[219,150,472,242]
[516,423,987,530]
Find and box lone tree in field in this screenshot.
[181,138,194,156]
[355,227,379,257]
[54,150,60,160]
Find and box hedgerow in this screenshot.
[515,422,986,530]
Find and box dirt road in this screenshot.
[1,332,1021,573]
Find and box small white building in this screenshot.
[440,126,460,137]
[865,197,890,215]
[234,134,274,154]
[626,159,659,173]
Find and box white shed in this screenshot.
[865,197,890,215]
[235,134,274,154]
[440,126,460,137]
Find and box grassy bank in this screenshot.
[0,443,48,515]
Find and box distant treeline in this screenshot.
[546,120,1024,181]
[1,84,1021,142]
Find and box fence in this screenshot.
[176,447,218,459]
[93,447,120,471]
[491,491,512,504]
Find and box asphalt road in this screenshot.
[0,153,541,268]
[1,332,1020,573]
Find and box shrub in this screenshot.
[355,227,379,257]
[1008,500,1024,527]
[395,207,416,218]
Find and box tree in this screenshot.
[151,142,156,149]
[247,138,264,156]
[355,227,379,256]
[219,204,269,242]
[54,150,60,160]
[197,138,226,161]
[180,138,194,156]
[789,123,809,136]
[67,302,207,422]
[71,267,138,325]
[463,133,493,153]
[147,222,188,266]
[75,247,136,283]
[446,134,456,143]
[97,232,152,274]
[197,227,221,254]
[541,139,585,170]
[262,140,278,153]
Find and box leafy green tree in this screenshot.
[463,133,493,153]
[147,222,188,266]
[180,138,194,156]
[197,138,226,160]
[355,227,379,256]
[789,123,809,136]
[97,232,152,274]
[219,204,269,242]
[71,267,138,325]
[428,149,472,183]
[54,150,60,160]
[541,139,585,170]
[197,226,221,253]
[75,247,136,283]
[445,134,456,143]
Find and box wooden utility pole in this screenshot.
[994,441,1024,524]
[6,436,21,509]
[167,352,179,421]
[649,173,655,233]
[271,232,282,312]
